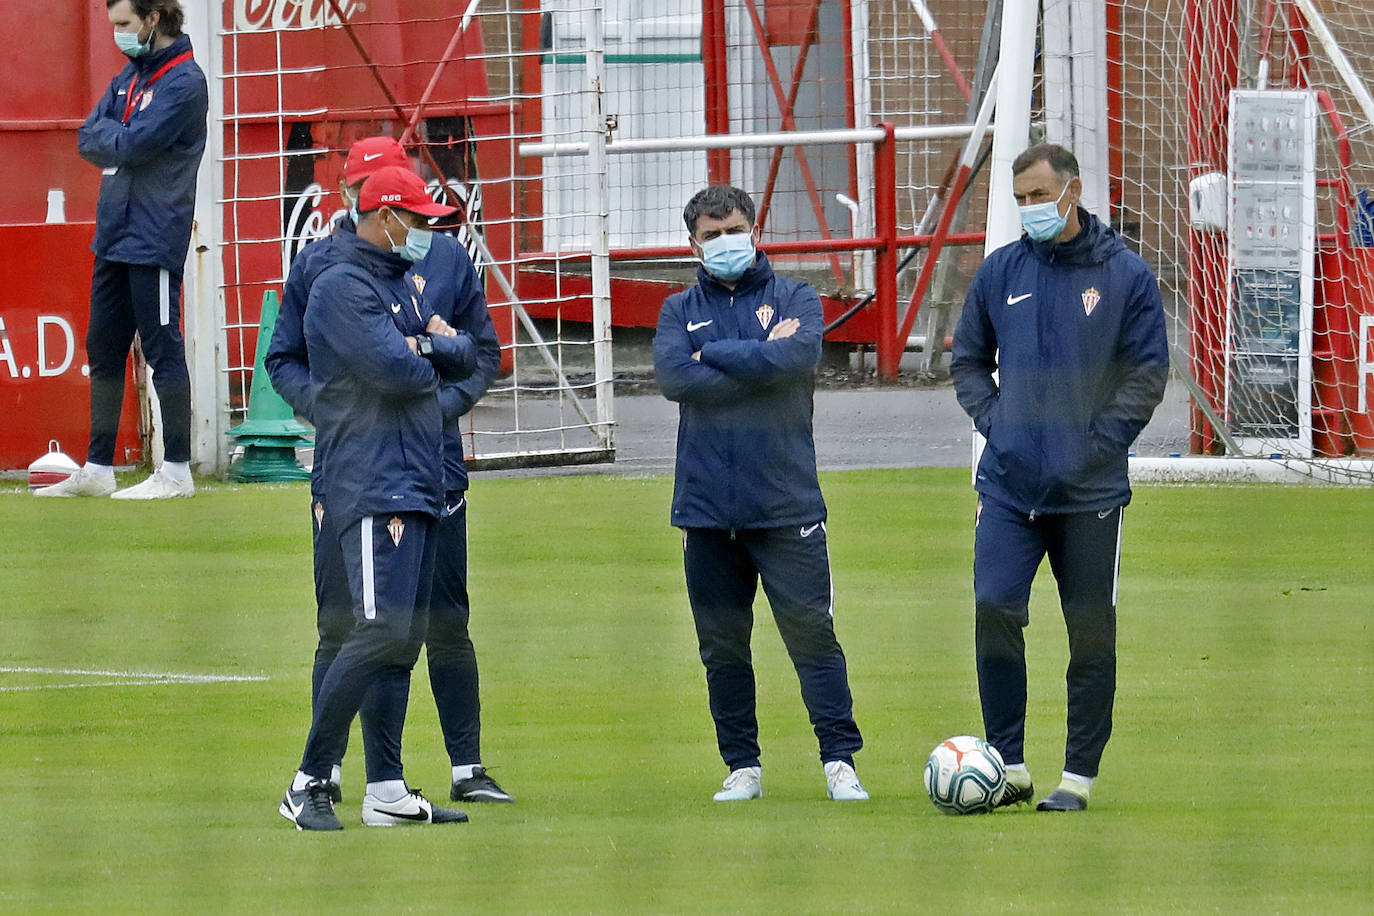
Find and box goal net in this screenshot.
[869,0,1374,482]
[213,0,614,473]
[1065,0,1374,480]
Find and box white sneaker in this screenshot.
[361,790,468,826]
[824,760,869,801]
[713,766,762,802]
[33,466,115,498]
[111,468,195,500]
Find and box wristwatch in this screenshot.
[416,333,434,357]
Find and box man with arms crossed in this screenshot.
[279,167,475,830]
[653,185,867,803]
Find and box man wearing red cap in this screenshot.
[268,137,510,820]
[279,166,476,830]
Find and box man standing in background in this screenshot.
[38,0,206,499]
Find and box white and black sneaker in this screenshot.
[362,789,468,826]
[280,779,343,831]
[451,767,514,803]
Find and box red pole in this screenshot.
[1184,0,1239,454]
[398,8,479,147]
[755,0,824,234]
[702,0,731,185]
[1106,0,1123,209]
[874,122,899,380]
[519,0,545,253]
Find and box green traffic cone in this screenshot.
[227,290,313,482]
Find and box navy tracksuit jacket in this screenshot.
[951,208,1168,778]
[654,252,862,770]
[76,34,207,466]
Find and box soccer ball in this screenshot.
[923,735,1007,815]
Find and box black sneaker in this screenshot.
[280,779,343,831]
[451,766,514,803]
[362,789,469,826]
[325,780,342,804]
[996,774,1034,808]
[1035,788,1089,811]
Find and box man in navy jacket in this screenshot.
[951,144,1169,812]
[267,137,510,807]
[279,167,474,831]
[38,0,205,500]
[653,185,867,803]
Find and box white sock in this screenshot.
[453,764,481,782]
[161,461,191,482]
[291,770,313,791]
[1006,763,1031,781]
[83,462,115,481]
[1061,771,1093,794]
[366,779,408,803]
[330,764,342,786]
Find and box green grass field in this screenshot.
[1,469,1370,913]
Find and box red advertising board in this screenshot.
[0,222,143,469]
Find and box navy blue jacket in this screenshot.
[653,252,826,530]
[951,208,1169,515]
[78,34,208,273]
[267,217,479,493]
[303,231,475,527]
[411,233,500,494]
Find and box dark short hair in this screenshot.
[108,0,184,37]
[1011,143,1080,183]
[683,185,756,234]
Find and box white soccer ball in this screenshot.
[923,735,1007,815]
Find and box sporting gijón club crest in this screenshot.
[755,303,774,330]
[1081,287,1101,317]
[387,517,405,547]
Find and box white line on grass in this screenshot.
[0,666,268,693]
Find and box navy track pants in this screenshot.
[683,524,863,771]
[310,493,482,770]
[300,511,435,783]
[973,496,1122,778]
[85,259,191,464]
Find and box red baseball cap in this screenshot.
[357,166,458,218]
[343,136,411,185]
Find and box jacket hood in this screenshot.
[696,249,775,296]
[135,33,194,73]
[1025,206,1125,267]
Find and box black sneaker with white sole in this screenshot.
[451,766,514,803]
[996,776,1034,808]
[280,779,343,831]
[362,789,468,826]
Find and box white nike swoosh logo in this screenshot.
[1007,293,1032,305]
[800,523,821,538]
[686,320,712,332]
[391,303,401,313]
[363,152,383,161]
[286,797,303,819]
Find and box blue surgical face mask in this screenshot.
[1018,180,1072,242]
[384,212,433,263]
[699,231,756,282]
[114,24,152,58]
